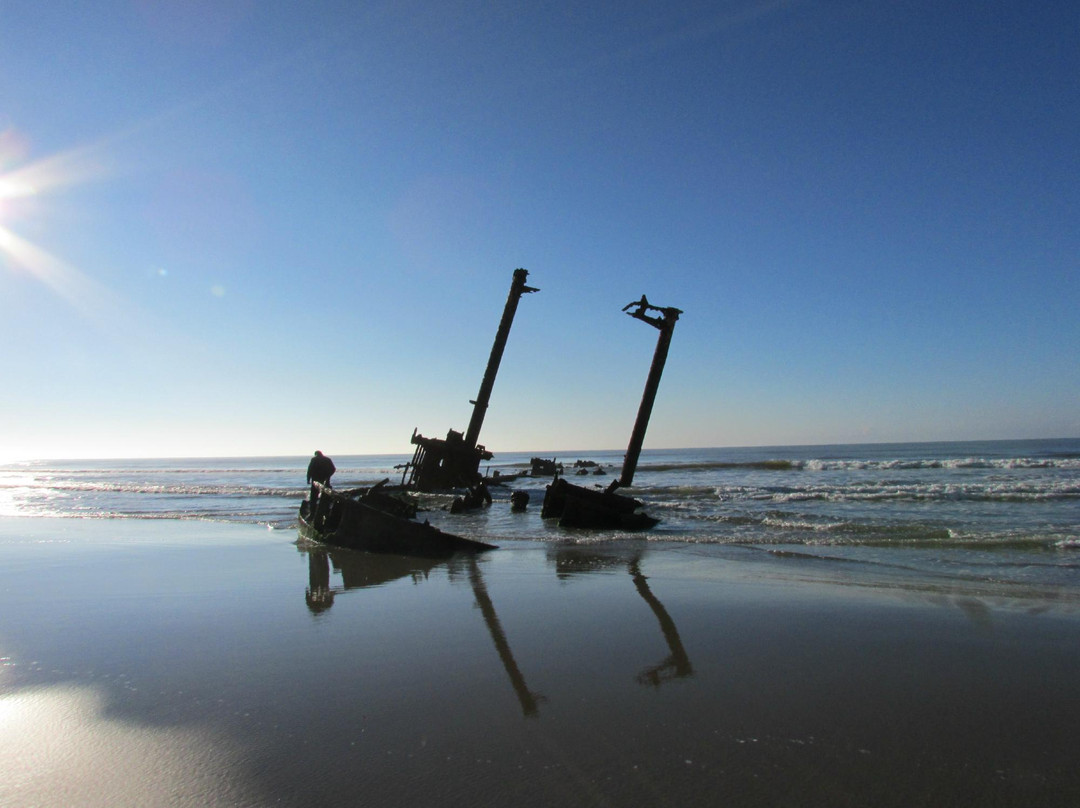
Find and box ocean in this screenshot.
[3,439,1080,806]
[2,438,1077,593]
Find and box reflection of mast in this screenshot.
[629,558,693,686]
[300,546,543,717]
[468,557,544,717]
[548,546,694,687]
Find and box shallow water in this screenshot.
[2,518,1079,807]
[2,439,1076,591]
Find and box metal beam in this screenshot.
[620,295,682,487]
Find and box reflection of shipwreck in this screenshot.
[406,269,538,491]
[303,544,447,613]
[466,556,545,717]
[629,558,693,686]
[550,545,693,686]
[542,295,681,529]
[301,546,543,717]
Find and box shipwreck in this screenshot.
[542,294,682,530]
[405,268,538,491]
[299,480,497,556]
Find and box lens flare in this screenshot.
[0,128,115,320]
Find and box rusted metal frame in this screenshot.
[407,269,537,491]
[464,268,539,450]
[620,296,682,488]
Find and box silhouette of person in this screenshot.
[306,450,336,510]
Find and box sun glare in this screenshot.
[0,178,35,211]
[0,128,117,319]
[0,171,34,230]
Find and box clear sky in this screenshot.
[1,0,1077,461]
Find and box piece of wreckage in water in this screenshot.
[573,460,606,476]
[529,457,562,476]
[541,295,681,530]
[299,481,497,557]
[542,477,659,530]
[405,268,539,491]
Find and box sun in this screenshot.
[0,176,30,242]
[0,176,37,257]
[0,127,35,221]
[0,124,108,241]
[0,127,115,316]
[0,179,28,216]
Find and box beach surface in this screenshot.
[2,515,1079,807]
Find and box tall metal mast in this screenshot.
[620,295,682,487]
[407,268,538,491]
[464,268,538,450]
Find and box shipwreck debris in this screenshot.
[620,295,682,487]
[529,457,563,477]
[405,269,538,491]
[541,294,681,530]
[542,477,659,530]
[450,480,493,514]
[299,480,497,555]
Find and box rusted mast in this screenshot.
[620,295,682,488]
[463,268,539,450]
[406,268,538,491]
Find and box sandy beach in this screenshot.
[2,515,1079,807]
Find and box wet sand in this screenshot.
[2,516,1079,807]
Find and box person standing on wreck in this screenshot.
[306,450,336,513]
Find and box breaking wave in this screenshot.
[3,441,1077,565]
[635,456,1080,474]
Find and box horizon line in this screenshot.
[3,436,1077,465]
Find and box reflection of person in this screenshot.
[306,450,336,510]
[305,549,334,614]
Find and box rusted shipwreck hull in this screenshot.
[299,483,497,557]
[541,477,659,531]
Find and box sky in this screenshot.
[1,0,1077,461]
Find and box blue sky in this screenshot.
[1,0,1077,460]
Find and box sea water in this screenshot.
[2,439,1077,590]
[2,441,1080,807]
